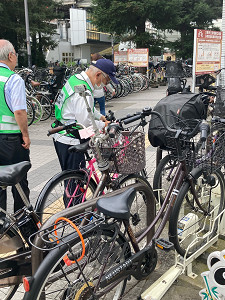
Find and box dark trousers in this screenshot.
[53,140,86,207]
[53,140,85,171]
[0,134,30,214]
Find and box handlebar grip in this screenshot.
[47,126,64,136]
[123,114,141,125]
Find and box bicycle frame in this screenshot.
[65,156,103,208]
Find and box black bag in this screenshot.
[148,93,207,149]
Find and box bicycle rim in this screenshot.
[26,229,130,300]
[169,168,225,257]
[35,93,52,121]
[36,171,97,223]
[27,96,43,124]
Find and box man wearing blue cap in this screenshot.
[52,59,118,198]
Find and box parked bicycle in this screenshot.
[22,109,225,300]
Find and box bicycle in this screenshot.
[34,108,152,251]
[23,112,225,300]
[0,161,47,300]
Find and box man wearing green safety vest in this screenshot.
[0,40,30,216]
[52,59,118,205]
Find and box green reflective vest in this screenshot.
[0,67,20,134]
[55,74,93,122]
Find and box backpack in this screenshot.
[148,93,207,150]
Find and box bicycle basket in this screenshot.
[195,122,225,172]
[90,131,146,174]
[164,118,201,154]
[29,212,105,251]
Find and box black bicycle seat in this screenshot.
[0,161,31,187]
[96,187,136,220]
[68,140,90,153]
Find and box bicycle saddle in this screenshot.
[68,139,90,153]
[96,187,136,220]
[0,161,31,186]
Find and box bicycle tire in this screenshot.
[23,228,131,300]
[117,174,155,248]
[26,99,35,126]
[153,154,178,205]
[27,95,43,124]
[0,223,25,300]
[169,167,225,257]
[35,170,97,223]
[34,93,52,121]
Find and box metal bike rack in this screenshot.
[141,206,225,300]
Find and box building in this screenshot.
[46,0,112,64]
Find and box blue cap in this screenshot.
[92,59,118,84]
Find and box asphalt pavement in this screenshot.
[8,82,225,299]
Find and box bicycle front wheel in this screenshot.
[153,154,178,205]
[23,229,131,300]
[169,168,225,257]
[35,170,97,223]
[117,174,155,248]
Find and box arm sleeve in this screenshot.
[5,74,27,112]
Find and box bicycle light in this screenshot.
[23,276,33,292]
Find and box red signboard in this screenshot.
[128,48,149,67]
[195,29,222,75]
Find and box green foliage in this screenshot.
[0,0,62,67]
[92,0,223,59]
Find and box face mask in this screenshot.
[94,81,105,90]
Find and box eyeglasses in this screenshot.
[10,52,18,58]
[101,72,110,84]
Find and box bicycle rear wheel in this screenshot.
[169,168,225,257]
[35,170,97,223]
[117,174,155,248]
[23,228,131,300]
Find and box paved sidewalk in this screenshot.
[10,84,225,299]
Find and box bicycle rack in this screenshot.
[141,206,225,300]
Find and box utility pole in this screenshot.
[24,0,32,68]
[111,35,114,62]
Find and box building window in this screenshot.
[62,52,74,64]
[86,12,100,41]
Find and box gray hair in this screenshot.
[0,40,14,61]
[88,65,100,74]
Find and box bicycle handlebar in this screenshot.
[47,122,77,136]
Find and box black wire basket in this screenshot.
[90,131,146,174]
[29,212,105,251]
[195,121,225,172]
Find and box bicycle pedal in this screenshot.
[155,238,174,251]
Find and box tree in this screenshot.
[0,0,62,67]
[91,0,222,58]
[149,0,223,58]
